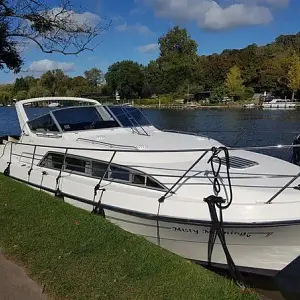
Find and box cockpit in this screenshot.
[27,105,152,133]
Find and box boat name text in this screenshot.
[172,227,273,238]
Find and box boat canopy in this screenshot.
[27,105,152,133]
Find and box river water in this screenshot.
[2,106,299,159]
[1,106,300,300]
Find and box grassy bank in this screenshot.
[0,174,258,300]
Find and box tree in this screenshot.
[158,26,197,61]
[15,90,28,100]
[144,60,163,95]
[225,66,245,99]
[84,68,104,86]
[14,77,29,93]
[158,26,198,94]
[39,69,69,95]
[0,0,111,72]
[210,86,226,103]
[71,76,89,87]
[287,53,300,101]
[0,91,10,104]
[105,61,145,99]
[27,86,45,98]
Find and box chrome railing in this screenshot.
[2,139,300,204]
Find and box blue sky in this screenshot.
[1,0,299,83]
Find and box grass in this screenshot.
[0,174,258,300]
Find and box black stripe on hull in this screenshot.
[7,174,300,229]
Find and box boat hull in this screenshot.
[262,103,296,109]
[1,166,298,276]
[1,144,300,277]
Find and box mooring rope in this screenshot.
[204,146,244,288]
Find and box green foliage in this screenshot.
[287,53,300,100]
[243,87,255,100]
[84,68,104,86]
[0,91,11,104]
[15,90,28,100]
[210,86,227,103]
[14,77,29,94]
[105,60,145,99]
[158,26,198,94]
[27,86,46,98]
[225,66,245,98]
[158,26,198,61]
[3,29,300,103]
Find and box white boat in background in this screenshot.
[243,103,255,109]
[1,97,300,278]
[48,102,60,108]
[262,99,296,109]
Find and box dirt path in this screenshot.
[0,253,47,300]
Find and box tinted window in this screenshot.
[133,174,146,185]
[92,161,109,178]
[28,114,59,132]
[108,106,151,127]
[53,107,119,132]
[40,153,64,169]
[146,177,162,189]
[65,157,87,173]
[39,152,165,190]
[110,166,130,181]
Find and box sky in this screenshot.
[1,0,300,83]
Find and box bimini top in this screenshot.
[15,97,152,136]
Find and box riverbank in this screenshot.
[0,174,258,300]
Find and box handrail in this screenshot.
[5,150,300,180]
[119,106,149,136]
[162,129,208,138]
[2,140,300,205]
[4,140,300,153]
[77,138,139,150]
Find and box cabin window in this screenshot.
[110,166,130,181]
[28,114,59,132]
[65,156,88,173]
[92,161,109,178]
[39,152,165,191]
[39,153,64,169]
[133,174,146,185]
[146,177,162,189]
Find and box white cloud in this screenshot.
[138,43,159,53]
[143,0,273,30]
[44,8,101,27]
[116,23,153,34]
[28,59,75,73]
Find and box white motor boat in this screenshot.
[1,97,300,278]
[48,102,60,108]
[243,103,255,109]
[262,99,296,109]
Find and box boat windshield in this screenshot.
[52,106,120,132]
[107,106,151,127]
